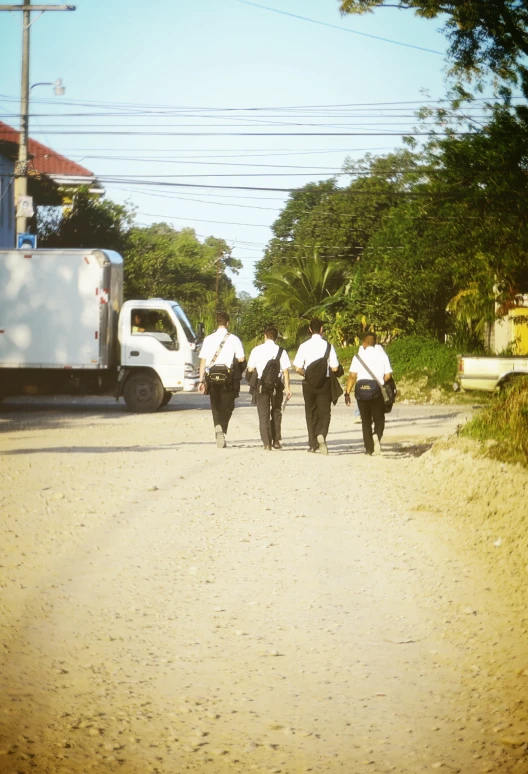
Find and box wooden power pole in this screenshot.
[0,1,76,241]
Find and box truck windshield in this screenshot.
[172,305,196,343]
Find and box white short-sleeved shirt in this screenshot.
[199,328,245,368]
[350,344,392,383]
[293,334,339,376]
[247,339,292,378]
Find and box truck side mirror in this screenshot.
[197,322,205,340]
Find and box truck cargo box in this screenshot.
[0,249,123,369]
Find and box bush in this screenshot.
[385,336,459,390]
[461,377,528,466]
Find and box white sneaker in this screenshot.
[373,434,381,456]
[215,424,226,448]
[354,415,362,424]
[316,434,328,455]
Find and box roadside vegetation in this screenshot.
[460,378,528,467]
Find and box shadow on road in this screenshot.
[1,438,433,459]
[0,397,206,433]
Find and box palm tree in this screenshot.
[261,251,346,342]
[446,282,495,349]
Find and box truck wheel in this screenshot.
[159,391,173,409]
[123,372,164,413]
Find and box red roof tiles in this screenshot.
[0,121,95,178]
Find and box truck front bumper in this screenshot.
[183,377,200,392]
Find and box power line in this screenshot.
[3,130,485,137]
[137,212,272,228]
[236,0,444,55]
[0,92,522,111]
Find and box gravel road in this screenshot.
[1,386,527,774]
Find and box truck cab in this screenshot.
[119,299,201,411]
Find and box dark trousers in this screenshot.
[209,384,235,434]
[358,396,385,454]
[302,379,332,449]
[256,388,283,446]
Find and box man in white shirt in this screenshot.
[198,311,246,448]
[344,332,392,455]
[293,318,340,454]
[247,326,292,450]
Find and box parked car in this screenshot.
[457,355,528,392]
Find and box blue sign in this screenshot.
[17,233,37,249]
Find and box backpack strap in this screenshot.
[208,333,230,369]
[324,341,331,360]
[355,353,383,387]
[275,346,283,362]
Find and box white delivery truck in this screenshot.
[0,248,201,411]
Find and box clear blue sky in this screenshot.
[0,0,451,294]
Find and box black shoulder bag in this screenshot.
[304,342,331,389]
[355,353,396,413]
[205,333,232,391]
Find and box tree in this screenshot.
[338,0,528,89]
[38,188,134,252]
[124,223,240,330]
[255,151,415,291]
[260,251,346,343]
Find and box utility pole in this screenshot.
[215,251,223,310]
[0,1,76,242]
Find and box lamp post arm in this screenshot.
[0,5,76,10]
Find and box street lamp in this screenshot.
[13,77,66,247]
[31,78,66,96]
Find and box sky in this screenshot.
[0,0,453,295]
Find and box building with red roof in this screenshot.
[0,121,104,247]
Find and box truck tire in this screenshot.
[159,391,173,409]
[123,372,164,413]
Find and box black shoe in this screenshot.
[272,441,282,450]
[307,447,316,453]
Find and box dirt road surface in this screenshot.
[1,386,527,774]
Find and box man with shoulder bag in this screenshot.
[199,311,246,448]
[344,331,393,456]
[293,318,340,454]
[247,326,292,450]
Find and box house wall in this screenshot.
[491,295,528,354]
[0,153,15,248]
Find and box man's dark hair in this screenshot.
[264,326,278,341]
[216,311,230,326]
[362,331,377,344]
[309,318,323,334]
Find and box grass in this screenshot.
[460,376,528,467]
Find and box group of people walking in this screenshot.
[198,312,394,455]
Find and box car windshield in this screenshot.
[172,304,196,343]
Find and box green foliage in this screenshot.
[38,188,134,251]
[254,100,528,354]
[123,223,238,330]
[260,251,347,344]
[234,296,292,349]
[384,336,459,390]
[338,0,528,90]
[461,377,528,466]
